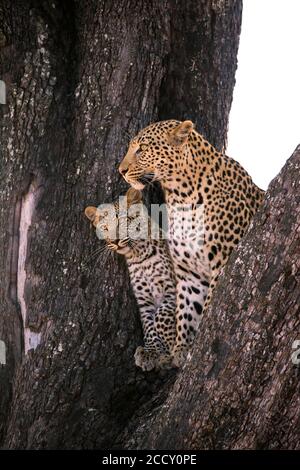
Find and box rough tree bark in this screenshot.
[0,0,242,448]
[122,146,300,450]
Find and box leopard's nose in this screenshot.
[119,167,128,176]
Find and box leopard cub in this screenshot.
[85,188,177,371]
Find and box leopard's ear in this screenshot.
[168,120,194,146]
[126,188,142,207]
[84,206,98,222]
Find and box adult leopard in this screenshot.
[119,120,265,366]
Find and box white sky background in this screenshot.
[227,0,300,190]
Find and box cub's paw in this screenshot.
[134,346,159,372]
[172,345,189,368]
[156,352,174,370]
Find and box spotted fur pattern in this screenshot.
[119,120,265,366]
[85,188,176,371]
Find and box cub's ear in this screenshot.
[126,188,142,207]
[168,120,194,146]
[84,206,98,222]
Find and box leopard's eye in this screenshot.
[140,144,148,151]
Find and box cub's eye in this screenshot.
[140,144,148,151]
[98,211,108,221]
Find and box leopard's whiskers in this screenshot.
[83,244,108,266]
[93,245,112,267]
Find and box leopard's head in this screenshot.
[119,120,194,190]
[85,188,145,255]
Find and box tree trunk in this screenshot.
[122,145,300,450]
[0,0,242,448]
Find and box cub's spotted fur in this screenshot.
[85,188,176,371]
[119,120,265,366]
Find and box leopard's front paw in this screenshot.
[134,346,158,372]
[156,352,174,370]
[172,345,189,368]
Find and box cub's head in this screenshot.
[119,119,194,189]
[85,188,145,255]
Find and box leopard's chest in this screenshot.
[128,251,168,306]
[166,197,212,275]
